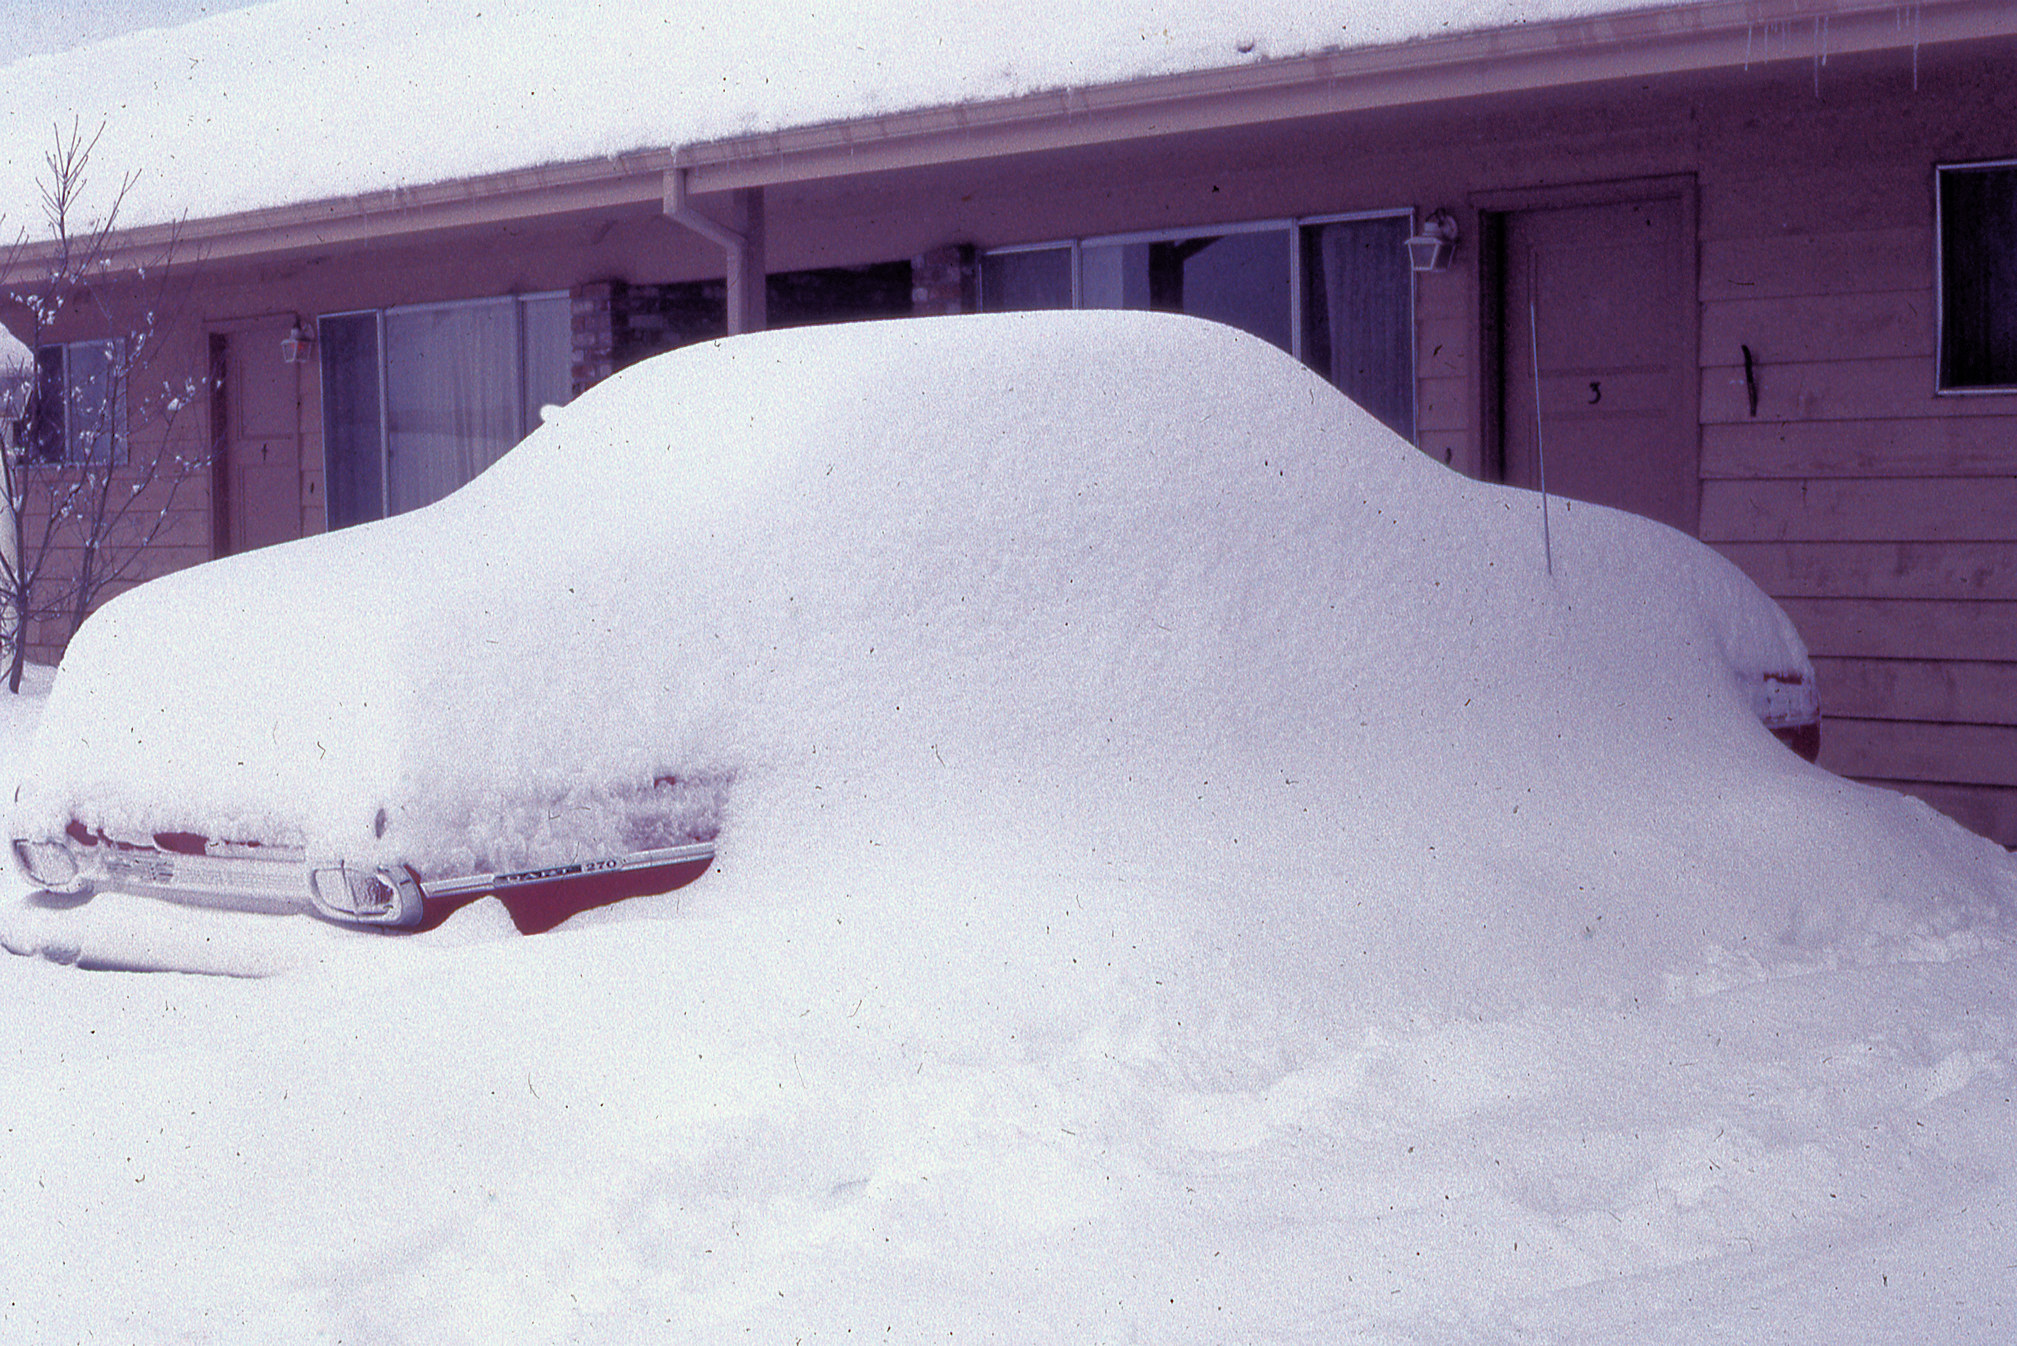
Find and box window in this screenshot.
[979,247,1073,311]
[980,213,1415,439]
[319,293,571,527]
[22,339,126,464]
[1300,218,1416,442]
[1939,161,2017,391]
[1081,226,1295,353]
[0,350,29,457]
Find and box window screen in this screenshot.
[319,312,383,529]
[981,248,1073,311]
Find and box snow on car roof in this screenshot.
[18,310,2009,1008]
[0,0,1691,236]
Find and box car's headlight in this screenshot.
[13,839,83,891]
[308,864,426,927]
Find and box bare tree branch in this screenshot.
[0,120,205,692]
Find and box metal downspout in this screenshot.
[663,169,767,335]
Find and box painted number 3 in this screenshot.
[1587,381,1602,404]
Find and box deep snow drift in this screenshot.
[14,313,2009,1000]
[1,313,2012,1342]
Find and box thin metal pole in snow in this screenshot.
[1527,283,1553,577]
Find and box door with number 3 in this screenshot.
[1495,187,1699,536]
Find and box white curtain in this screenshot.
[519,294,573,428]
[1306,217,1415,440]
[384,299,519,515]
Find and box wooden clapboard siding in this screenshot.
[1701,417,2017,479]
[1699,227,1933,303]
[1819,718,2017,789]
[1413,263,1474,461]
[1417,429,1472,475]
[1869,781,2017,849]
[1699,356,2017,422]
[1777,598,2014,663]
[1701,479,2017,543]
[1418,314,1468,381]
[1415,374,1470,434]
[1700,163,1932,241]
[1700,290,1935,364]
[1716,541,2017,601]
[1809,657,2017,726]
[12,453,216,663]
[1695,98,2017,844]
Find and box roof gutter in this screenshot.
[2,0,2005,281]
[674,0,2011,193]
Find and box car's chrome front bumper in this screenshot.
[10,829,716,931]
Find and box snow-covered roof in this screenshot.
[0,0,1705,240]
[3,0,2003,254]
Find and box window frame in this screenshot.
[1935,157,2017,396]
[317,291,569,526]
[978,209,1418,439]
[25,338,129,466]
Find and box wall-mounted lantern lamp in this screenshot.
[280,323,314,364]
[1405,210,1460,273]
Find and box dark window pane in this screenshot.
[1167,232,1292,352]
[1302,217,1415,440]
[31,345,65,462]
[319,313,383,528]
[1081,232,1293,353]
[1941,165,2017,389]
[770,260,917,327]
[29,341,124,464]
[981,248,1073,311]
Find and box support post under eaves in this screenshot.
[663,171,767,335]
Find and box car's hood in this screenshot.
[18,526,412,861]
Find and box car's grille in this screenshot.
[98,847,311,908]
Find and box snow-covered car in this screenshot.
[8,310,1819,935]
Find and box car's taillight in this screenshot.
[13,839,83,890]
[308,865,426,927]
[1771,720,1822,763]
[1753,669,1821,762]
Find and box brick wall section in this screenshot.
[573,258,940,398]
[569,280,620,394]
[570,279,726,397]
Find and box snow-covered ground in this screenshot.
[0,313,2013,1342]
[1,722,2011,1342]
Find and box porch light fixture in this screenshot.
[279,324,314,364]
[1405,210,1459,273]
